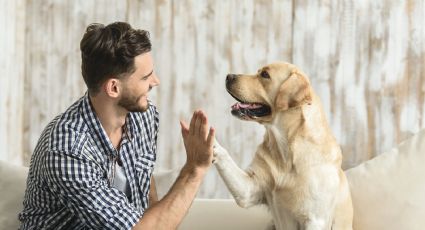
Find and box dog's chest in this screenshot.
[265,188,299,211]
[265,191,301,229]
[266,183,328,229]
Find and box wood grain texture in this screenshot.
[1,0,424,198]
[0,0,26,164]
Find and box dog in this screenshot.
[213,62,353,230]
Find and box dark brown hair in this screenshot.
[80,22,151,94]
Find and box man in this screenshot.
[19,22,215,229]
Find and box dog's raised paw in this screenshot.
[212,139,228,163]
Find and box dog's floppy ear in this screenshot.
[275,70,312,111]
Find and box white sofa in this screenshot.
[0,160,28,230]
[2,129,425,229]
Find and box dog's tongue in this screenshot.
[232,102,262,110]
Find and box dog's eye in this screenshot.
[260,71,270,79]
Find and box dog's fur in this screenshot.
[213,62,353,230]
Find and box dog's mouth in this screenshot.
[229,93,271,120]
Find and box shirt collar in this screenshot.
[80,92,136,157]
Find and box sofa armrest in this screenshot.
[0,161,28,229]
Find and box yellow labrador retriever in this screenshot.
[213,62,353,230]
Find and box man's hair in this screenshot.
[80,22,151,94]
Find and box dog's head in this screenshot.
[226,62,312,123]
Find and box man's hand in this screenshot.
[133,110,215,230]
[180,110,215,172]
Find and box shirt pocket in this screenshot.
[135,149,156,197]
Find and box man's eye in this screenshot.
[260,71,270,79]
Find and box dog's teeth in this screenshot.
[232,102,262,110]
[241,103,262,109]
[239,103,250,108]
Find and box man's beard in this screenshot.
[118,91,149,113]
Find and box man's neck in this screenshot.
[89,93,127,144]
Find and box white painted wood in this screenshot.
[0,0,26,164]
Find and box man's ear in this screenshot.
[103,78,120,98]
[275,70,312,111]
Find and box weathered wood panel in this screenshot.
[1,0,424,198]
[0,0,26,164]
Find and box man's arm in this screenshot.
[133,110,215,230]
[148,176,158,206]
[134,165,207,230]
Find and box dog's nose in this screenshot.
[226,74,237,88]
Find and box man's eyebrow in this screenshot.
[142,70,154,78]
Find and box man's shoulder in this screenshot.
[47,98,90,153]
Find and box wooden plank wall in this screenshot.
[1,0,424,198]
[0,0,26,164]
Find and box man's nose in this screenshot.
[151,73,160,86]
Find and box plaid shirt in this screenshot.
[19,93,159,229]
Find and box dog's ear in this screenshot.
[275,70,312,111]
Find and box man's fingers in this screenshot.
[194,110,203,135]
[189,110,198,135]
[180,120,189,138]
[206,127,216,148]
[199,111,208,139]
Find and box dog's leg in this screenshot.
[213,140,262,208]
[331,172,353,230]
[264,220,276,230]
[303,219,329,230]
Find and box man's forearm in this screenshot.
[133,164,206,230]
[149,176,159,206]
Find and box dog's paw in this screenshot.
[212,139,228,164]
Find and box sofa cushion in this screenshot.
[346,129,425,230]
[179,199,270,230]
[0,160,28,229]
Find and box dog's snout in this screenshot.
[227,74,237,80]
[226,74,237,88]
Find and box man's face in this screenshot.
[118,52,160,112]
